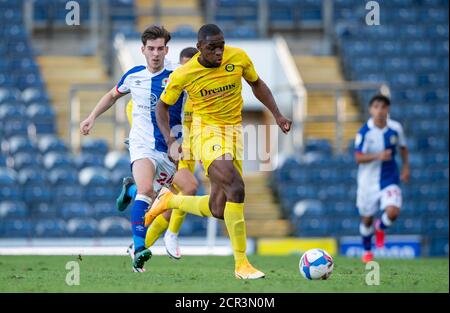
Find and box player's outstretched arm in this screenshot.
[246,78,292,134]
[156,99,181,163]
[80,87,124,135]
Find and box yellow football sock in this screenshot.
[145,214,169,248]
[168,209,187,234]
[168,195,212,217]
[224,202,248,267]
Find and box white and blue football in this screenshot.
[299,248,334,280]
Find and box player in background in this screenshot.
[354,94,410,263]
[146,24,291,279]
[116,47,200,260]
[80,25,185,272]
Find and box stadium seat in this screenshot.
[60,201,91,219]
[21,88,50,105]
[0,103,26,122]
[104,150,130,171]
[32,202,58,219]
[81,138,109,156]
[75,153,105,169]
[2,219,33,237]
[26,103,56,134]
[66,218,98,237]
[12,152,42,171]
[43,152,75,170]
[0,201,28,219]
[38,135,68,154]
[295,217,330,237]
[428,236,449,256]
[0,87,21,104]
[6,135,37,155]
[93,201,121,219]
[23,185,52,205]
[54,183,84,203]
[292,199,325,218]
[17,168,47,185]
[48,168,79,185]
[0,167,20,200]
[1,119,30,138]
[34,219,67,237]
[98,217,130,237]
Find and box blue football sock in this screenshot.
[359,223,374,251]
[127,184,137,199]
[131,194,152,251]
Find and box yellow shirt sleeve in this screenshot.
[242,51,259,83]
[126,99,133,126]
[160,71,185,106]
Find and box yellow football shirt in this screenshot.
[160,45,259,126]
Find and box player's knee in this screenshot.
[220,173,245,203]
[209,196,225,219]
[361,216,373,227]
[387,207,400,220]
[229,183,245,203]
[136,183,155,198]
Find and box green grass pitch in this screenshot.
[0,255,448,292]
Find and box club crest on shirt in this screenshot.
[225,64,235,72]
[162,77,169,88]
[390,135,397,145]
[150,93,158,110]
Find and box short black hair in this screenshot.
[197,24,223,42]
[141,25,171,45]
[369,94,391,106]
[179,47,198,60]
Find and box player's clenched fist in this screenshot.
[276,115,292,134]
[80,116,95,135]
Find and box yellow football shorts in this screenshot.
[191,124,243,177]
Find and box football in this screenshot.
[299,248,334,280]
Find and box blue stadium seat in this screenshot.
[2,219,33,237]
[1,119,29,138]
[0,104,26,122]
[6,135,37,155]
[93,201,120,219]
[38,135,68,154]
[31,202,57,218]
[48,168,79,185]
[0,201,28,219]
[13,152,41,171]
[104,151,130,171]
[43,152,75,170]
[0,167,20,200]
[171,25,197,39]
[60,201,91,219]
[79,167,115,202]
[54,183,83,203]
[295,217,330,237]
[17,168,47,185]
[0,87,21,104]
[426,218,449,235]
[429,236,449,256]
[81,138,109,155]
[98,217,129,237]
[26,104,56,134]
[34,219,67,237]
[21,88,50,105]
[334,217,360,236]
[292,199,324,218]
[23,185,52,205]
[186,215,208,236]
[66,218,98,237]
[75,153,105,169]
